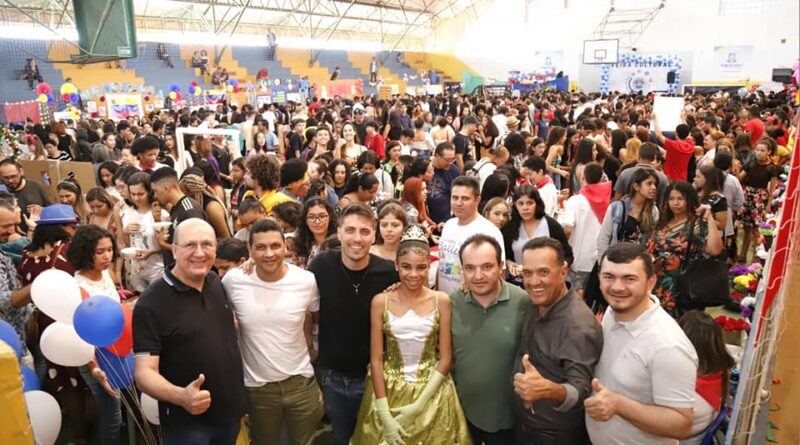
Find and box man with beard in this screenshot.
[0,159,51,230]
[307,203,399,445]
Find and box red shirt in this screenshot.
[364,132,386,159]
[662,137,694,181]
[308,102,321,113]
[744,118,765,146]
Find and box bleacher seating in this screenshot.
[379,51,426,86]
[230,46,295,83]
[0,39,63,103]
[0,38,470,106]
[126,42,214,93]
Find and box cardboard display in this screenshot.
[20,160,98,202]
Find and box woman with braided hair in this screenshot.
[350,225,472,445]
[179,167,232,239]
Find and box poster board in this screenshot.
[20,160,97,201]
[653,96,685,133]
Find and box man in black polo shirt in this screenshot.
[306,203,399,445]
[151,167,206,266]
[133,218,246,445]
[0,159,51,231]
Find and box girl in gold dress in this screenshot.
[350,226,472,445]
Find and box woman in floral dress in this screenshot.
[647,182,724,317]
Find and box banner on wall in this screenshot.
[713,45,753,81]
[600,54,682,94]
[106,94,143,121]
[313,79,364,99]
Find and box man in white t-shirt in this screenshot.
[437,176,505,295]
[222,219,323,445]
[522,155,558,217]
[585,243,697,445]
[558,163,610,292]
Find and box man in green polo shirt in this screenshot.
[450,234,529,444]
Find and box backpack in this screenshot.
[466,158,491,178]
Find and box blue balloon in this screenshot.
[45,93,54,104]
[69,92,79,104]
[0,319,22,359]
[21,365,39,392]
[73,295,124,347]
[188,86,196,95]
[95,348,134,389]
[170,83,181,93]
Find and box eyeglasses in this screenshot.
[177,241,217,252]
[306,214,329,223]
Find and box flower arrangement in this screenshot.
[714,315,751,333]
[0,125,24,159]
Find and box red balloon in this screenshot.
[105,304,132,356]
[62,93,70,101]
[190,80,198,87]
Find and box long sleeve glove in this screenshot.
[375,397,406,445]
[391,370,446,429]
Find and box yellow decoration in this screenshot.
[37,94,47,103]
[0,343,33,444]
[59,83,77,95]
[168,92,177,100]
[226,85,234,93]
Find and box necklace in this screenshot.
[340,260,370,296]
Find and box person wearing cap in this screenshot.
[353,108,368,144]
[453,115,478,172]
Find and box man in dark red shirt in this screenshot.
[363,121,386,159]
[653,113,694,182]
[744,105,765,146]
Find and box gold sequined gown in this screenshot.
[350,297,473,445]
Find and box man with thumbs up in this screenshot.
[513,237,602,445]
[134,219,246,445]
[585,242,697,445]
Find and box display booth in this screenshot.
[600,53,682,94]
[1,101,43,124]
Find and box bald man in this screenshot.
[133,219,246,445]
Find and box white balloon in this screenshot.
[140,392,160,425]
[31,269,82,323]
[24,390,62,445]
[40,322,94,367]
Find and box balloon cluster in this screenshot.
[188,80,203,96]
[59,82,80,104]
[35,82,55,104]
[169,83,183,101]
[226,78,240,93]
[3,269,135,444]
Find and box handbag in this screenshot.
[676,220,730,308]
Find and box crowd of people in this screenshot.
[0,86,796,445]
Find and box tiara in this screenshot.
[400,225,428,243]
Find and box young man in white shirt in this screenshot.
[522,155,558,218]
[559,163,611,293]
[585,243,697,445]
[437,176,505,295]
[222,219,323,445]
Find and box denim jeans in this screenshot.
[162,421,240,445]
[79,366,122,445]
[317,368,365,445]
